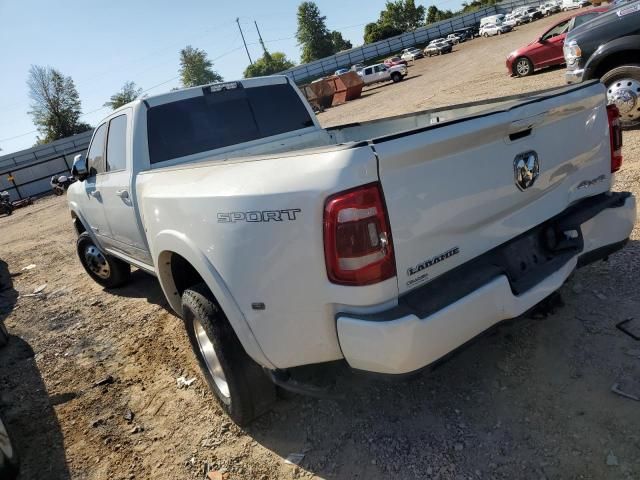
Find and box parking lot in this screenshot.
[1,10,640,480]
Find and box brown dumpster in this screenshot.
[327,72,364,106]
[300,80,335,111]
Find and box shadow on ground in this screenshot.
[0,259,71,480]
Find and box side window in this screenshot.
[542,19,570,40]
[364,67,373,75]
[87,123,107,176]
[106,114,127,172]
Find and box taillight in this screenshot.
[323,183,396,286]
[607,104,623,173]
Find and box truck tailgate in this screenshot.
[375,82,613,294]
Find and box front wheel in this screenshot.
[514,57,533,77]
[391,72,402,83]
[76,232,131,288]
[602,65,640,129]
[182,283,276,425]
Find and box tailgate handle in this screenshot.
[508,114,546,142]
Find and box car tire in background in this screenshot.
[0,416,19,480]
[514,57,534,77]
[182,283,276,426]
[601,65,640,129]
[76,232,131,288]
[391,72,403,83]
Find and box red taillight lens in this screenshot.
[607,104,623,173]
[323,183,396,286]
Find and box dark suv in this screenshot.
[564,1,640,128]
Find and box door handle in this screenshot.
[89,190,101,199]
[116,190,129,199]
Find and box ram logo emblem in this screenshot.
[514,151,539,191]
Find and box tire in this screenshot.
[76,232,130,288]
[391,72,402,83]
[601,64,640,129]
[514,57,534,77]
[0,322,8,348]
[0,416,19,480]
[182,283,276,425]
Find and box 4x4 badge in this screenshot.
[514,151,540,191]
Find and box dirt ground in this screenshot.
[1,11,640,480]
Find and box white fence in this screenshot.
[282,0,547,84]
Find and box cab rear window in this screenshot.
[147,84,314,164]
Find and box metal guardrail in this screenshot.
[282,0,547,84]
[0,130,93,202]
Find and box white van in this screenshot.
[480,14,505,27]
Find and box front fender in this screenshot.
[152,230,275,369]
[584,35,640,79]
[68,201,101,246]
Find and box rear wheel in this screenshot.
[0,416,19,480]
[76,232,130,288]
[182,283,276,425]
[514,57,533,77]
[602,65,640,129]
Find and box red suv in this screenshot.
[384,56,408,68]
[506,8,606,77]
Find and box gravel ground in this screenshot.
[1,11,639,480]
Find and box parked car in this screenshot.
[503,13,519,27]
[358,63,408,84]
[506,8,606,77]
[67,76,635,426]
[447,33,464,44]
[334,68,349,76]
[429,36,453,46]
[565,0,640,128]
[425,40,453,56]
[522,6,545,21]
[384,56,408,67]
[480,14,505,27]
[480,23,512,36]
[562,0,590,10]
[400,47,424,61]
[540,1,562,15]
[453,27,475,40]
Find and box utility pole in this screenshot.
[236,17,253,65]
[254,20,268,55]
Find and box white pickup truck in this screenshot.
[358,63,408,85]
[68,76,636,425]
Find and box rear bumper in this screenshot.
[336,193,636,374]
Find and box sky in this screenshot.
[0,0,465,155]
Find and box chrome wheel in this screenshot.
[516,58,531,76]
[607,78,640,123]
[193,317,230,399]
[83,245,110,279]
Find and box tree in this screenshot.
[330,31,352,52]
[379,0,426,31]
[426,5,455,23]
[244,52,295,78]
[27,65,91,145]
[104,81,143,110]
[363,22,402,43]
[296,2,335,63]
[179,46,223,87]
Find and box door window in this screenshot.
[364,67,373,75]
[106,114,127,172]
[87,123,107,176]
[542,19,570,40]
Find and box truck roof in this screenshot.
[113,75,292,113]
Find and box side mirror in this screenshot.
[72,154,89,181]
